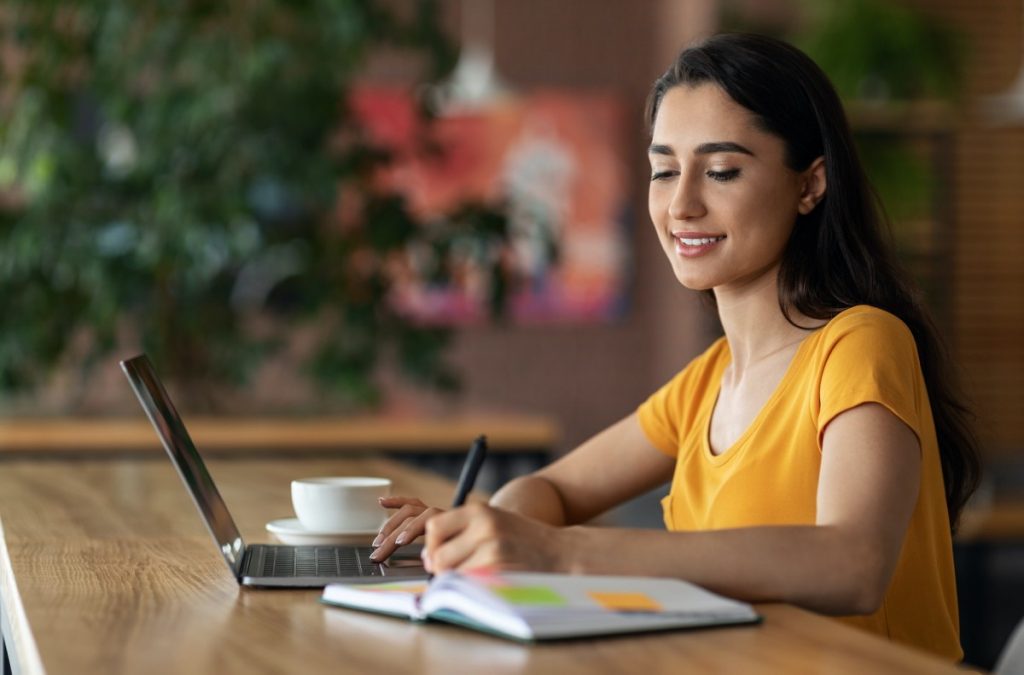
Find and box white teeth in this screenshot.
[679,236,724,246]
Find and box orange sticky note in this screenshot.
[588,591,663,613]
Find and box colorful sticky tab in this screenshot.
[493,585,566,606]
[363,583,428,594]
[588,591,663,613]
[462,566,508,585]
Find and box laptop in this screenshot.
[120,353,428,587]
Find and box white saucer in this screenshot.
[265,518,379,545]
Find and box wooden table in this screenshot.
[0,457,966,675]
[0,414,559,488]
[958,499,1024,543]
[0,415,559,454]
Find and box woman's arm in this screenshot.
[488,413,676,525]
[423,402,921,616]
[371,413,674,560]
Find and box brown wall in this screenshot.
[422,1,719,452]
[905,0,1024,459]
[442,0,1024,462]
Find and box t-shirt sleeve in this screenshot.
[637,372,687,458]
[815,311,924,448]
[638,340,724,459]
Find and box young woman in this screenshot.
[369,33,980,661]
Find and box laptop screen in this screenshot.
[121,354,245,577]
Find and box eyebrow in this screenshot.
[648,141,755,157]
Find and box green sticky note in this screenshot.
[494,585,566,606]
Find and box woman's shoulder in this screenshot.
[819,304,915,345]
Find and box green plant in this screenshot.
[0,1,508,411]
[794,0,962,103]
[720,0,963,312]
[791,0,963,226]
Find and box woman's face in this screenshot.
[648,83,823,294]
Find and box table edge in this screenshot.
[0,516,46,675]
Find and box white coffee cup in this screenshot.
[291,476,391,532]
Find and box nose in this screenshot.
[668,172,706,221]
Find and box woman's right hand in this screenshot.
[369,496,444,562]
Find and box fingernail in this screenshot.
[369,550,381,561]
[371,534,382,547]
[395,532,408,545]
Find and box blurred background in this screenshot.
[1,0,1021,668]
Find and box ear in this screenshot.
[797,156,827,215]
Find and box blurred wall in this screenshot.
[428,0,1024,465]
[398,0,721,453]
[906,0,1024,463]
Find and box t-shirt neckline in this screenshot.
[701,328,821,466]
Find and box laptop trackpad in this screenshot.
[381,543,426,573]
[386,543,423,561]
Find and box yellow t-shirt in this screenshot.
[637,305,961,661]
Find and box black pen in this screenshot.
[424,435,487,579]
[451,435,488,508]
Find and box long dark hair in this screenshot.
[645,33,980,532]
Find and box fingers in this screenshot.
[376,496,428,542]
[371,496,443,562]
[371,507,443,562]
[369,517,412,562]
[423,504,496,573]
[421,504,561,574]
[379,496,426,509]
[427,532,502,574]
[423,505,473,553]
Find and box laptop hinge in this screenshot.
[237,546,253,579]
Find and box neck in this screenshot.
[713,267,821,373]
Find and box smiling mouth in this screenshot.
[676,235,725,246]
[671,233,726,257]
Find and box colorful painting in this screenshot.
[350,87,630,323]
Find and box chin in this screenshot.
[671,266,716,291]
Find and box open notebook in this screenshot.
[321,570,760,642]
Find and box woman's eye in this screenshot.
[650,170,679,182]
[706,169,740,182]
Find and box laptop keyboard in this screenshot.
[246,545,381,578]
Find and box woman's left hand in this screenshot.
[422,503,571,574]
